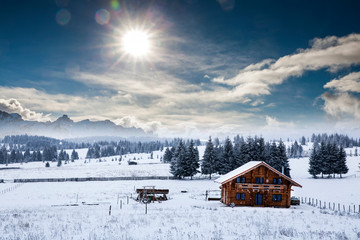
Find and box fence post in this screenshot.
[324,201,326,209]
[343,205,345,212]
[320,201,321,209]
[354,205,356,213]
[109,205,112,215]
[329,202,330,209]
[127,196,129,204]
[333,203,335,211]
[316,199,318,206]
[120,200,122,209]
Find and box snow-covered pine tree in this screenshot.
[336,145,348,178]
[185,140,199,179]
[255,137,266,162]
[215,145,224,174]
[71,149,79,162]
[301,136,306,145]
[163,148,173,163]
[36,150,42,162]
[201,137,217,179]
[268,142,279,169]
[308,147,321,178]
[24,149,31,163]
[170,140,187,179]
[239,140,250,166]
[218,137,234,174]
[318,141,327,178]
[278,140,291,177]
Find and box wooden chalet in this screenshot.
[215,161,302,208]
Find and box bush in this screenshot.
[45,162,50,168]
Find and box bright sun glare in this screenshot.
[122,30,150,57]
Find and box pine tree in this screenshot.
[301,136,306,145]
[336,145,348,178]
[24,149,31,162]
[185,140,199,179]
[163,148,173,163]
[201,137,217,179]
[278,140,291,177]
[268,142,279,169]
[170,140,187,179]
[308,147,321,178]
[71,149,79,162]
[218,137,234,174]
[36,150,42,162]
[318,141,327,178]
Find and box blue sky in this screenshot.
[1,0,360,139]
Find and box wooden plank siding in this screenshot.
[220,165,293,208]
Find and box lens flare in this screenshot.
[95,9,111,25]
[110,0,120,11]
[56,9,71,26]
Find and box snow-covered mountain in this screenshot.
[0,111,149,139]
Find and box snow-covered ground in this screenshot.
[0,146,360,239]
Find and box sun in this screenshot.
[122,29,151,58]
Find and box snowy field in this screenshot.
[0,150,172,180]
[0,146,360,239]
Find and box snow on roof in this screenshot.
[214,161,262,184]
[214,161,302,187]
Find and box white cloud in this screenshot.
[217,34,360,99]
[265,115,295,129]
[0,98,51,122]
[324,72,360,93]
[321,92,360,120]
[115,116,161,133]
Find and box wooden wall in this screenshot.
[221,165,292,208]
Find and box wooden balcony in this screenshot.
[236,183,286,191]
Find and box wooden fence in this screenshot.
[0,183,24,195]
[13,176,178,183]
[300,196,360,214]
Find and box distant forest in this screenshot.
[0,135,201,165]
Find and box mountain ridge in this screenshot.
[0,111,150,139]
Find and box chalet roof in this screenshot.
[214,161,302,188]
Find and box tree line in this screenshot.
[308,141,348,178]
[165,136,290,179]
[0,146,79,166]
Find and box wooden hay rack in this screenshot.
[136,186,169,203]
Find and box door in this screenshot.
[255,193,263,205]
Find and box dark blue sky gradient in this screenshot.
[1,0,360,137]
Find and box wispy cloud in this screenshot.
[214,34,360,100]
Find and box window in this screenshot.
[255,177,263,184]
[273,178,282,184]
[236,177,246,183]
[236,193,245,200]
[272,194,282,201]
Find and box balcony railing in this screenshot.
[236,183,286,191]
